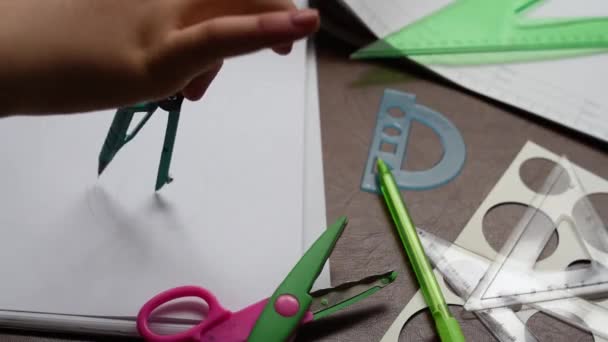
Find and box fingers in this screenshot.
[180,0,298,25]
[272,42,293,55]
[171,9,319,71]
[182,61,223,101]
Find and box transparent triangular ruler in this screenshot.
[466,157,608,311]
[353,0,608,60]
[417,228,540,342]
[417,228,608,340]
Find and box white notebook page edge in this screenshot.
[304,39,330,291]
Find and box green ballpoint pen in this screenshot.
[376,158,465,342]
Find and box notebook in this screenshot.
[0,36,326,338]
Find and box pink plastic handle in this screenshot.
[137,286,231,342]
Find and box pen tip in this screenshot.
[376,158,389,174]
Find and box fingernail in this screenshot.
[291,9,319,27]
[274,44,293,55]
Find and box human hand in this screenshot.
[0,0,319,116]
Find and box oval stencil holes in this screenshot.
[483,203,558,260]
[567,259,592,270]
[525,311,593,342]
[566,260,608,303]
[519,158,570,195]
[573,193,608,253]
[383,126,401,137]
[507,303,523,313]
[399,306,495,341]
[401,121,443,172]
[388,107,406,118]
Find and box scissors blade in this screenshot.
[155,95,184,191]
[310,270,397,320]
[247,216,348,342]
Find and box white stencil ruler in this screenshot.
[380,141,608,341]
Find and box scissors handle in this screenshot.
[137,286,230,342]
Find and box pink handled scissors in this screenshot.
[136,217,396,342]
[137,285,313,342]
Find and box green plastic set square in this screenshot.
[353,0,608,65]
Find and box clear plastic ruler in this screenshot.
[379,142,608,342]
[466,158,608,310]
[418,228,608,340]
[417,228,540,342]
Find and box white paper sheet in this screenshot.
[0,36,329,335]
[342,0,452,35]
[303,39,330,290]
[342,0,608,142]
[0,43,309,317]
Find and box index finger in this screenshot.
[180,0,298,26]
[167,10,319,74]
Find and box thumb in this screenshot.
[169,9,319,73]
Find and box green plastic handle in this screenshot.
[247,217,348,342]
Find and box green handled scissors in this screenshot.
[98,95,183,191]
[137,217,397,342]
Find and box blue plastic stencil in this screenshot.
[361,89,466,193]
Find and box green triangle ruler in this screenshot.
[353,0,608,63]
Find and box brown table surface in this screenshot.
[2,31,608,342]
